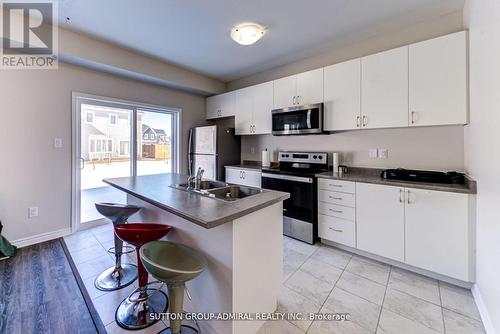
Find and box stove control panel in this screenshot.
[278,151,328,164]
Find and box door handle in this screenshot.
[362,115,368,127]
[80,157,85,170]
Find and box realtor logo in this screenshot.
[1,1,58,69]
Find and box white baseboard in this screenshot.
[11,228,72,248]
[472,284,497,334]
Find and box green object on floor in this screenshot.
[0,221,16,258]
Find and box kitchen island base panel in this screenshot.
[127,194,283,334]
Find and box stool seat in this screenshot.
[140,241,207,283]
[115,223,172,247]
[95,202,141,223]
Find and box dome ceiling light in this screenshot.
[230,23,266,45]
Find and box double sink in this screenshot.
[170,180,264,201]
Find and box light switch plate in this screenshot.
[28,207,39,218]
[369,148,378,159]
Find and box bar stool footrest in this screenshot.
[108,245,135,255]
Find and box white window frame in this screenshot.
[72,92,181,233]
[119,140,130,157]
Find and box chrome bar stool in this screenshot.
[94,202,141,291]
[141,241,207,334]
[114,223,173,330]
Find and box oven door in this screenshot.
[272,103,323,135]
[262,173,317,244]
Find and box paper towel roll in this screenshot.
[332,152,340,173]
[262,148,270,167]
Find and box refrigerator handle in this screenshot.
[188,128,193,176]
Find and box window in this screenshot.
[120,141,130,156]
[109,114,117,125]
[150,134,155,140]
[143,134,148,140]
[85,112,94,124]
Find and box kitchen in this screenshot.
[0,1,499,334]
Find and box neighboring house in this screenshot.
[142,125,169,144]
[81,106,143,160]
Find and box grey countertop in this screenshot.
[225,160,277,171]
[103,173,290,229]
[316,167,477,194]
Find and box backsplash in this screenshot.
[241,126,465,172]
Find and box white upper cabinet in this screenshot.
[273,75,296,109]
[252,81,273,134]
[405,188,470,281]
[361,46,409,129]
[409,31,467,127]
[296,68,324,106]
[234,87,253,135]
[206,91,236,119]
[273,68,324,109]
[356,183,405,262]
[234,81,273,135]
[323,59,361,131]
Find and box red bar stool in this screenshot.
[114,223,173,330]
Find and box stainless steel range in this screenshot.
[261,151,329,244]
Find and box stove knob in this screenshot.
[319,156,323,160]
[281,154,285,158]
[286,154,290,158]
[313,155,317,159]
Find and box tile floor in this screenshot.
[64,226,485,334]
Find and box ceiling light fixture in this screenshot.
[230,23,266,45]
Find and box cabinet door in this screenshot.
[405,188,470,280]
[234,87,253,135]
[219,92,236,117]
[361,46,409,129]
[225,167,243,185]
[240,169,262,188]
[206,95,220,119]
[252,81,273,135]
[296,68,324,106]
[409,31,467,127]
[356,183,405,262]
[324,59,361,131]
[273,75,296,109]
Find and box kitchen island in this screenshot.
[104,173,289,334]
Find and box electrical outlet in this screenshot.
[379,148,389,159]
[250,147,255,154]
[28,207,39,218]
[54,138,62,148]
[369,148,378,159]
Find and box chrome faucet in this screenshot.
[187,167,204,191]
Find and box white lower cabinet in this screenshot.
[318,215,356,248]
[404,188,470,281]
[225,167,261,188]
[356,183,405,262]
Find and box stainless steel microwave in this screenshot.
[271,103,323,135]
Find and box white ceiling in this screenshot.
[57,0,464,82]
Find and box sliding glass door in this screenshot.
[75,95,179,227]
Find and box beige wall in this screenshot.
[242,126,464,171]
[227,10,464,90]
[464,0,500,332]
[0,62,207,242]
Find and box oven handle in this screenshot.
[307,109,312,129]
[262,173,313,183]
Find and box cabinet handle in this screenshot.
[292,96,296,105]
[249,125,252,133]
[296,95,300,105]
[411,111,417,124]
[362,115,368,127]
[329,209,343,213]
[328,227,343,233]
[356,116,361,127]
[329,196,343,200]
[329,184,342,187]
[399,189,404,203]
[407,190,411,204]
[242,171,246,179]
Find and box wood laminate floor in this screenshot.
[0,239,101,334]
